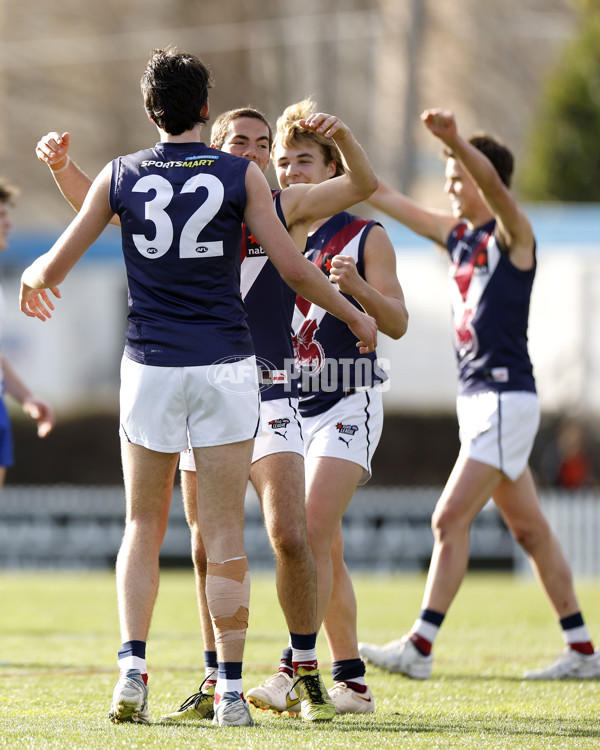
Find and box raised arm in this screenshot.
[368,177,455,248]
[328,224,408,340]
[243,162,377,352]
[421,109,534,269]
[20,163,115,320]
[280,113,378,227]
[36,131,121,226]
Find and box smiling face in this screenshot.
[218,116,271,174]
[273,137,336,189]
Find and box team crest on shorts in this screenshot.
[336,422,358,447]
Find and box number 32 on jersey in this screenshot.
[132,173,224,259]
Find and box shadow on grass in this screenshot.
[152,712,600,741]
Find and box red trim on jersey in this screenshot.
[295,219,370,316]
[453,232,491,301]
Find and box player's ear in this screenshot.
[201,100,210,120]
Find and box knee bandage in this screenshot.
[206,557,250,646]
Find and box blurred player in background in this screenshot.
[24,47,376,729]
[358,108,600,681]
[0,179,54,487]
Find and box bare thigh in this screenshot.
[192,439,254,562]
[433,454,503,532]
[251,451,306,543]
[305,455,364,548]
[493,467,551,540]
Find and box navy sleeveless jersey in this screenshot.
[241,190,298,401]
[292,212,386,417]
[110,142,254,366]
[446,219,536,395]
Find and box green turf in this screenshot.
[1,570,599,748]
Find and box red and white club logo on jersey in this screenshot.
[453,307,478,360]
[292,319,325,376]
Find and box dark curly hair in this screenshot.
[140,46,213,136]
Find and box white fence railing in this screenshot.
[0,485,598,574]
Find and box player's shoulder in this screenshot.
[333,210,376,231]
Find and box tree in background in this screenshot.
[520,1,600,202]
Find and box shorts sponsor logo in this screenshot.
[336,422,358,448]
[269,417,290,440]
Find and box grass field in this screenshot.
[1,570,599,749]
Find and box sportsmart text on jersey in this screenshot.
[140,159,219,169]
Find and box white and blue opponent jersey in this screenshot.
[241,190,298,402]
[446,219,536,396]
[110,142,254,367]
[292,212,386,417]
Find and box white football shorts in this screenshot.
[457,390,540,481]
[119,354,260,453]
[180,396,304,470]
[301,387,383,486]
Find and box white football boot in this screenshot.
[359,635,433,679]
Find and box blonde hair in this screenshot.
[273,98,344,177]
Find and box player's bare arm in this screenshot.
[243,162,377,353]
[37,131,121,227]
[20,163,114,320]
[421,108,534,269]
[368,177,454,248]
[329,225,408,340]
[280,113,377,229]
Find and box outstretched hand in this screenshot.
[20,285,61,322]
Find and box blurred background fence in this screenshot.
[2,484,599,576]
